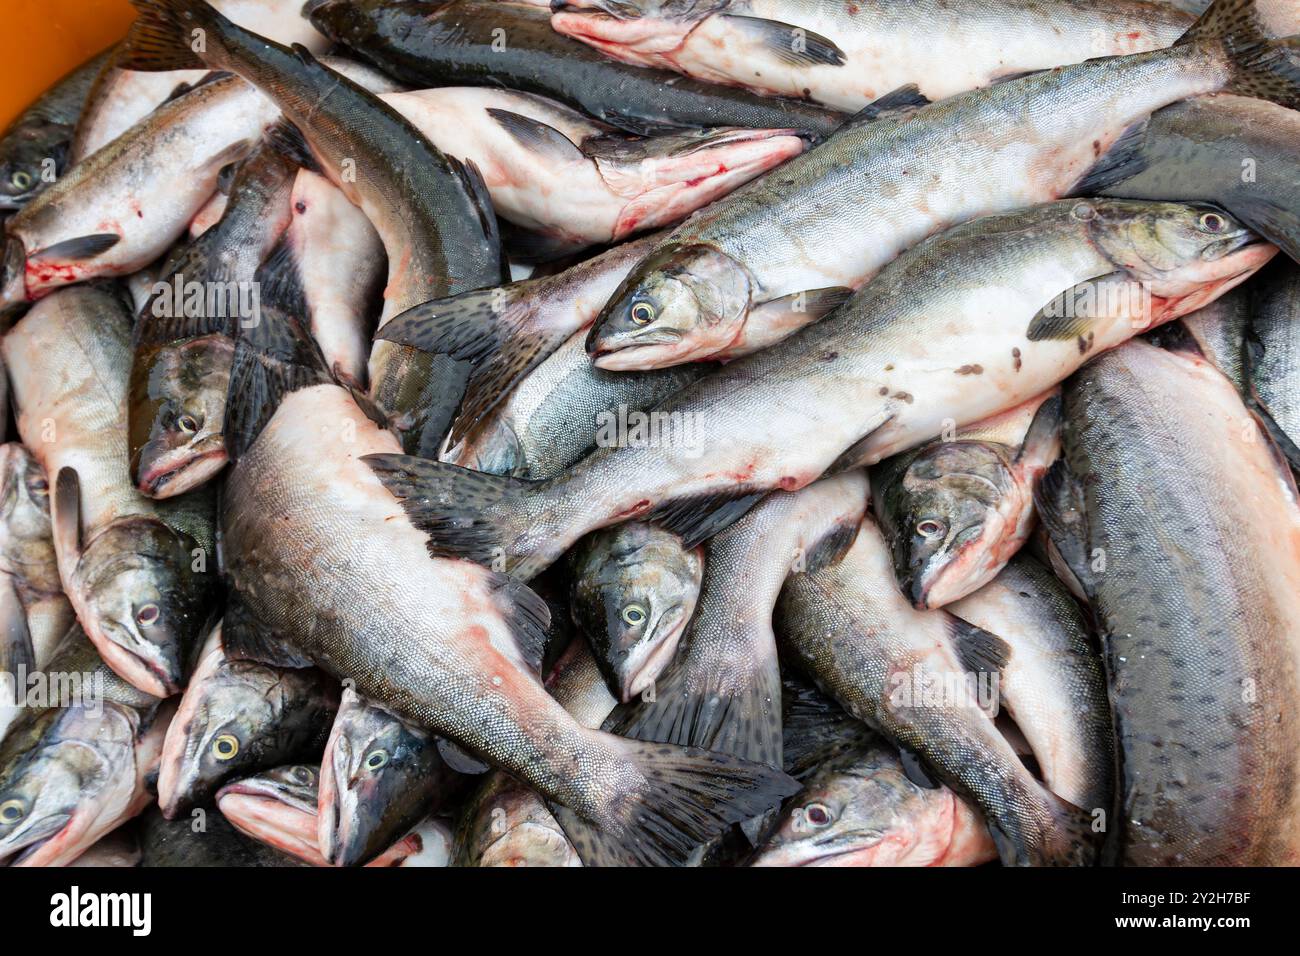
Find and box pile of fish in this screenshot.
[1,0,1299,867]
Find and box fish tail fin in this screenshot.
[361,454,548,576]
[987,789,1100,866]
[121,0,225,71]
[375,285,562,451]
[1179,0,1300,109]
[1040,793,1103,867]
[225,304,332,462]
[608,654,784,769]
[552,736,798,866]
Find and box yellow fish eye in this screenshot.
[0,798,26,824]
[10,170,33,191]
[629,302,656,326]
[621,603,647,626]
[212,734,240,760]
[365,749,389,771]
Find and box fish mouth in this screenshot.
[479,821,579,867]
[664,127,804,157]
[3,812,74,867]
[136,445,228,499]
[1148,241,1278,323]
[317,747,363,867]
[156,732,206,820]
[551,7,700,65]
[217,785,325,866]
[589,328,687,370]
[619,611,689,701]
[908,523,1001,611]
[90,625,181,698]
[605,131,805,236]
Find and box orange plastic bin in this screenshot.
[0,0,136,129]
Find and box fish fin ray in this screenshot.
[263,118,321,175]
[800,519,861,574]
[222,594,315,669]
[551,735,798,866]
[720,15,847,68]
[486,108,587,164]
[606,655,784,768]
[897,744,941,789]
[1033,459,1096,600]
[435,738,491,774]
[1227,194,1300,264]
[120,0,210,71]
[29,234,120,264]
[1026,272,1123,341]
[825,409,896,473]
[948,616,1012,674]
[52,467,83,561]
[487,572,551,677]
[224,305,332,462]
[0,575,35,678]
[648,491,766,550]
[376,284,560,449]
[256,235,309,318]
[1071,119,1151,195]
[1015,392,1063,465]
[361,455,536,570]
[1178,0,1300,109]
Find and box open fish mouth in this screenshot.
[217,776,323,863]
[2,812,74,867]
[136,445,228,498]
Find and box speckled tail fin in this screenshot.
[551,736,798,866]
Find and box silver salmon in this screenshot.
[583,0,1299,370]
[1038,338,1300,864]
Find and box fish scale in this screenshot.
[1047,339,1300,864]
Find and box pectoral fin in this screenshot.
[721,15,847,68]
[1026,272,1123,341]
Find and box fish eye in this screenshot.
[176,413,200,434]
[0,798,26,824]
[804,802,833,827]
[629,301,656,326]
[621,603,647,626]
[364,749,389,771]
[211,734,240,761]
[1198,211,1227,234]
[135,603,161,627]
[291,766,315,785]
[26,476,48,497]
[916,519,946,539]
[9,170,33,192]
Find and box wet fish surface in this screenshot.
[1038,339,1300,864]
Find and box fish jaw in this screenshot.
[911,484,1039,611]
[480,819,582,867]
[1145,243,1279,324]
[316,723,360,866]
[619,607,690,702]
[218,786,328,866]
[77,609,179,700]
[606,132,806,240]
[135,442,228,499]
[550,8,699,68]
